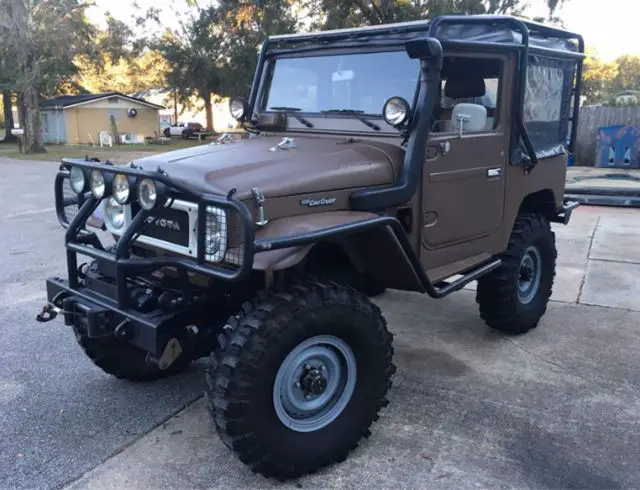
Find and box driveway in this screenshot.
[1,158,639,489]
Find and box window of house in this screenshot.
[41,113,49,133]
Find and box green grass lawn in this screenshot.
[0,138,209,163]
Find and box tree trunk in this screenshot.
[173,89,178,124]
[1,91,18,143]
[22,85,46,153]
[203,93,214,134]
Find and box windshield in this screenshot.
[263,50,420,116]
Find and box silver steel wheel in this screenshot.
[518,245,542,304]
[273,335,357,433]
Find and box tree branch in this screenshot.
[352,0,381,25]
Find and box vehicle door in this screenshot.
[171,123,184,136]
[421,53,512,253]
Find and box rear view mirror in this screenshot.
[332,70,354,82]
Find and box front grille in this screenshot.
[126,202,248,271]
[139,207,190,247]
[61,175,80,224]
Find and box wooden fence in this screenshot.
[575,106,640,166]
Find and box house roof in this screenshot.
[40,92,165,110]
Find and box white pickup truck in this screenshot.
[163,122,209,139]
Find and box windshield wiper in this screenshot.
[268,106,314,128]
[321,109,380,131]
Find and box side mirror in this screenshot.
[229,96,249,122]
[404,37,443,60]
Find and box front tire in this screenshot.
[205,279,395,479]
[476,213,556,334]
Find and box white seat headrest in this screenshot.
[450,103,488,132]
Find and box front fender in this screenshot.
[252,211,427,293]
[252,211,378,271]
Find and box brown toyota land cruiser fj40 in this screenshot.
[38,15,584,480]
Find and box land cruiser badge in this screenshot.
[300,197,337,208]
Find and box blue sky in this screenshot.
[87,0,637,61]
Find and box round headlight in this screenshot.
[138,178,158,210]
[104,197,125,230]
[69,166,86,194]
[113,174,131,204]
[90,170,106,199]
[382,96,411,127]
[229,97,247,121]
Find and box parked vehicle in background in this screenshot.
[163,121,209,139]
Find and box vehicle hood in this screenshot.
[134,135,400,199]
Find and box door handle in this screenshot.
[426,141,451,160]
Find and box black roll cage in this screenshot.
[247,15,585,175]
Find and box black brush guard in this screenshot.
[46,158,259,355]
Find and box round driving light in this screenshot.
[90,170,106,199]
[382,96,410,127]
[69,166,86,194]
[138,178,158,210]
[104,197,125,230]
[112,174,131,204]
[229,97,247,121]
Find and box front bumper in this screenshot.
[45,276,196,356]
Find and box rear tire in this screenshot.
[205,279,395,479]
[476,213,556,335]
[73,327,191,382]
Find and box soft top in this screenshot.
[268,15,582,55]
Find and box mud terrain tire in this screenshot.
[73,327,191,382]
[205,279,395,479]
[476,213,556,335]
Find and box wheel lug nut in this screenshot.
[304,363,311,370]
[319,364,326,371]
[294,381,300,388]
[305,394,311,400]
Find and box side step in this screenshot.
[565,192,640,209]
[430,259,501,298]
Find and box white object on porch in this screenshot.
[99,131,113,148]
